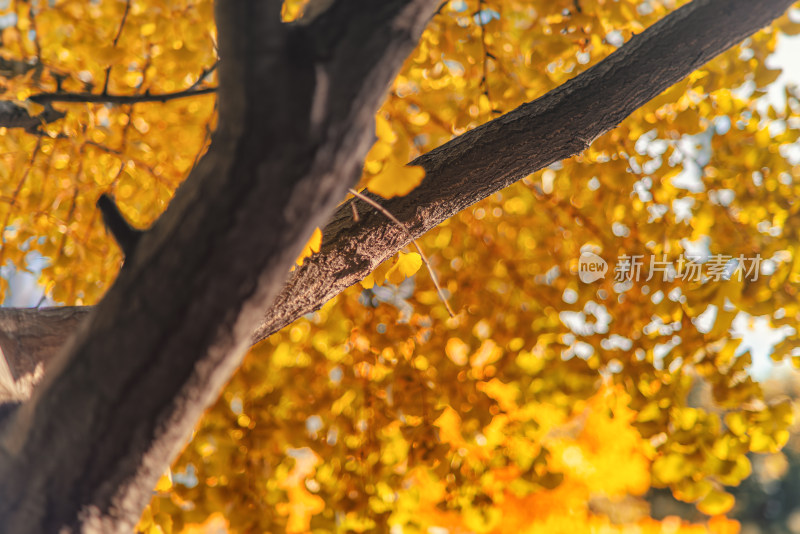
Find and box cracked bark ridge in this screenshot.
[0,0,794,532]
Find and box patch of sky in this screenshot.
[1,250,54,307]
[449,0,468,13]
[0,11,16,30]
[359,276,416,323]
[733,313,796,382]
[474,8,500,26]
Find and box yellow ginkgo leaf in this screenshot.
[276,487,325,533]
[384,251,422,285]
[375,114,397,143]
[434,405,463,446]
[154,471,172,492]
[295,227,322,266]
[477,378,520,412]
[364,255,398,288]
[445,337,469,365]
[366,161,425,199]
[360,272,376,289]
[364,140,393,169]
[697,488,735,515]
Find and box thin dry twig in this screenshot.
[187,61,219,92]
[102,0,132,95]
[476,0,500,115]
[30,86,216,105]
[348,188,455,317]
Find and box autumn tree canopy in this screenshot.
[0,0,799,532]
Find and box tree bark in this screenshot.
[0,0,793,531]
[0,307,88,404]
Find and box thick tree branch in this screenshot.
[96,194,144,258]
[0,0,793,532]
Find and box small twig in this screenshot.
[476,0,501,115]
[188,100,216,174]
[0,137,41,268]
[30,86,216,105]
[101,67,113,96]
[102,0,131,96]
[83,141,169,187]
[113,0,131,46]
[28,0,42,61]
[187,61,219,92]
[348,188,455,318]
[97,193,143,259]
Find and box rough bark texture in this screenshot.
[0,307,88,403]
[0,0,794,532]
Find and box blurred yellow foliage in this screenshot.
[1,0,799,532]
[295,227,322,267]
